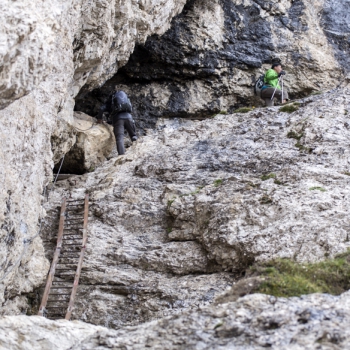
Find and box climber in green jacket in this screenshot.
[261,63,289,107]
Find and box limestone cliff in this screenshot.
[76,0,349,131]
[0,0,186,313]
[40,85,350,330]
[2,82,350,347]
[1,0,350,348]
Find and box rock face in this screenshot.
[33,85,350,329]
[3,291,350,349]
[0,0,187,313]
[59,112,115,175]
[1,0,350,347]
[76,0,349,131]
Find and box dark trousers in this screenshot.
[113,118,137,155]
[261,87,289,106]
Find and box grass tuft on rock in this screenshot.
[233,107,253,114]
[261,173,283,185]
[287,130,303,141]
[279,103,299,113]
[252,251,350,297]
[214,179,223,187]
[261,173,276,181]
[309,186,326,192]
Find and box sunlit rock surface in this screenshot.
[77,0,349,130]
[2,291,350,349]
[36,85,350,329]
[0,0,187,313]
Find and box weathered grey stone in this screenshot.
[0,0,188,313]
[77,0,348,131]
[58,112,115,174]
[3,291,350,349]
[32,85,350,330]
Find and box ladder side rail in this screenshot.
[38,198,67,316]
[65,194,89,320]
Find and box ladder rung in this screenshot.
[49,293,71,296]
[52,281,73,284]
[47,300,68,304]
[47,315,65,318]
[39,195,88,320]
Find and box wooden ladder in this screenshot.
[38,194,89,320]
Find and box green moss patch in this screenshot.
[287,130,303,141]
[251,252,350,297]
[261,173,283,185]
[167,199,175,207]
[261,173,276,181]
[260,194,273,204]
[287,128,313,153]
[214,179,223,187]
[279,103,299,113]
[233,107,253,114]
[309,186,326,192]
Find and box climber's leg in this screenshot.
[125,118,137,142]
[261,87,289,106]
[264,98,274,107]
[114,119,126,155]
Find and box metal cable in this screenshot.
[53,155,65,189]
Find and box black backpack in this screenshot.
[254,74,265,97]
[112,91,132,114]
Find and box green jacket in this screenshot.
[264,69,280,89]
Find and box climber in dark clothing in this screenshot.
[97,91,137,155]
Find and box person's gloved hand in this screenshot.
[278,71,286,77]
